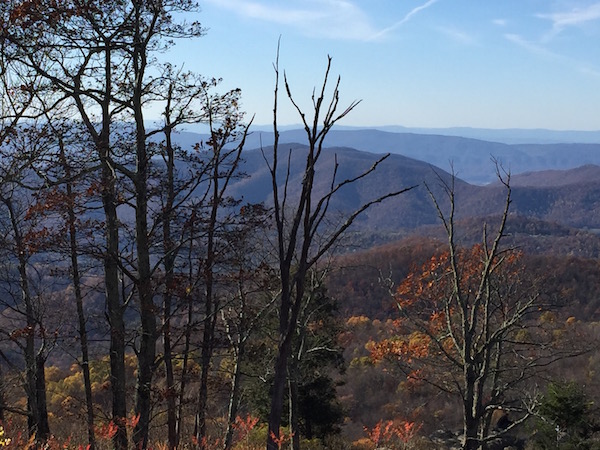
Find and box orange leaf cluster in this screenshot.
[232,414,259,443]
[363,419,422,448]
[369,331,431,363]
[269,430,294,450]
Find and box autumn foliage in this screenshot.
[369,243,528,382]
[361,419,422,449]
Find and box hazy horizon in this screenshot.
[157,1,600,131]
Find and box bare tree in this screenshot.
[219,204,274,450]
[23,115,99,450]
[193,85,251,448]
[0,133,55,443]
[265,49,414,450]
[371,169,589,450]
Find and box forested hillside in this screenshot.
[1,2,599,450]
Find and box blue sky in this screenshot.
[168,1,600,130]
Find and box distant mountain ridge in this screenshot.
[181,123,600,145]
[219,144,600,245]
[170,128,600,184]
[505,164,600,187]
[357,125,600,145]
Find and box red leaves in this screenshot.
[8,0,89,29]
[269,430,294,449]
[232,414,259,443]
[94,414,139,443]
[369,244,526,392]
[363,419,422,448]
[9,325,35,341]
[26,188,74,220]
[22,226,52,254]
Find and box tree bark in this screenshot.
[3,196,50,442]
[63,149,97,450]
[51,132,97,448]
[288,367,300,450]
[35,354,50,442]
[103,170,128,450]
[223,341,244,450]
[131,6,157,448]
[195,156,221,447]
[161,111,178,450]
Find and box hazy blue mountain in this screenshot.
[182,123,600,144]
[168,128,600,184]
[368,125,600,145]
[225,144,467,232]
[215,144,600,245]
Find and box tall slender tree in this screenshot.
[0,124,56,443]
[265,49,414,450]
[4,2,205,447]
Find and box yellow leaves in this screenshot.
[515,329,530,343]
[0,426,11,447]
[539,311,557,324]
[349,356,373,368]
[368,331,431,363]
[441,336,455,355]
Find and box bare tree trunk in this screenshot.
[196,309,217,446]
[161,111,178,450]
[223,339,244,450]
[95,125,128,450]
[131,6,157,448]
[176,293,194,445]
[288,368,300,450]
[57,137,97,450]
[3,196,50,443]
[163,301,177,449]
[131,115,156,450]
[35,353,50,441]
[195,184,219,446]
[98,136,128,450]
[463,367,479,450]
[265,51,407,450]
[268,321,300,450]
[176,215,199,446]
[68,187,96,450]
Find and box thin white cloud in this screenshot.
[504,33,560,59]
[505,33,600,78]
[536,2,600,41]
[537,2,600,30]
[492,18,507,27]
[369,0,440,40]
[204,0,379,41]
[205,0,440,42]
